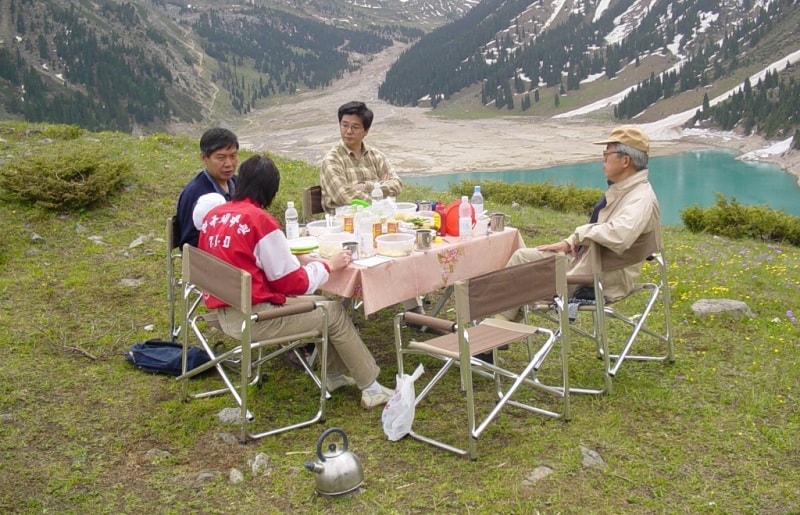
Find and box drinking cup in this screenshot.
[415,229,433,250]
[489,212,506,232]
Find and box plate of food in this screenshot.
[287,236,319,254]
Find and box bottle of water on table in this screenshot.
[285,201,300,240]
[355,206,374,258]
[458,195,472,241]
[370,182,384,217]
[470,185,484,216]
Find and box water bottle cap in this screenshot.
[287,201,294,208]
[475,186,481,192]
[461,196,469,202]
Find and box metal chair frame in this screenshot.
[393,254,570,460]
[177,244,329,442]
[535,228,674,395]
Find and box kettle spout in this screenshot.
[303,461,324,474]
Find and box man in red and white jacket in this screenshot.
[199,154,394,409]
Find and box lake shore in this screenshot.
[231,42,800,186]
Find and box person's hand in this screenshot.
[352,181,366,192]
[536,241,572,255]
[326,249,352,272]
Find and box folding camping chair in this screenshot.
[166,216,179,341]
[176,244,329,442]
[392,254,570,460]
[302,185,325,222]
[536,227,674,395]
[166,216,186,341]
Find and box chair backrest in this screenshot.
[597,229,660,272]
[455,254,567,322]
[167,215,181,252]
[182,244,252,314]
[302,185,324,221]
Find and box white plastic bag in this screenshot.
[381,364,424,441]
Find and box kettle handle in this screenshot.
[316,427,348,462]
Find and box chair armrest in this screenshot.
[403,311,456,333]
[567,274,593,286]
[254,301,317,322]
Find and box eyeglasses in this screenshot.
[602,150,625,161]
[339,121,363,132]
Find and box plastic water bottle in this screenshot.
[371,182,384,205]
[370,182,384,217]
[355,206,374,258]
[470,185,484,216]
[285,201,300,240]
[458,195,472,241]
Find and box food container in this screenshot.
[474,214,490,235]
[372,220,383,241]
[342,214,354,233]
[404,210,435,230]
[376,233,415,257]
[307,219,344,237]
[334,205,355,217]
[416,200,434,212]
[393,202,418,220]
[318,233,353,258]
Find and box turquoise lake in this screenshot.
[403,150,800,226]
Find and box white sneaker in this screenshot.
[325,374,356,393]
[360,384,394,410]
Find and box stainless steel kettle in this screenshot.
[303,427,364,496]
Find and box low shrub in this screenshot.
[451,179,602,215]
[0,139,134,210]
[0,121,84,141]
[680,193,800,246]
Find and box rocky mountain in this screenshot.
[0,0,797,134]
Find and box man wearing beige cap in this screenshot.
[494,124,661,324]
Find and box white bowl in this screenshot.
[376,233,414,257]
[393,202,418,219]
[318,232,353,258]
[307,219,344,237]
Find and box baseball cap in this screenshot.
[193,192,227,229]
[594,125,650,153]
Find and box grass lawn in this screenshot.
[0,122,798,513]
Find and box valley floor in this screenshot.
[215,42,800,186]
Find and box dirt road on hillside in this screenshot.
[232,42,799,180]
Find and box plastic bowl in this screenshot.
[334,205,355,217]
[408,210,436,230]
[318,232,353,258]
[393,202,418,219]
[307,219,344,237]
[376,233,415,257]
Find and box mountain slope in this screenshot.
[379,0,800,122]
[0,0,797,134]
[0,0,428,131]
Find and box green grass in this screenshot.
[0,122,798,513]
